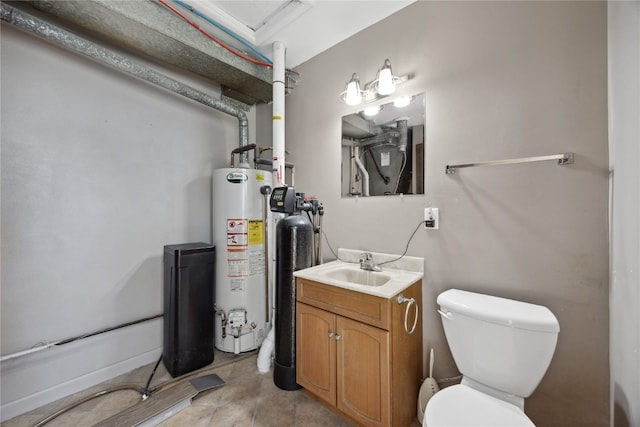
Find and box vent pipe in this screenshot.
[272,41,286,186]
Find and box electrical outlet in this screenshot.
[424,208,439,229]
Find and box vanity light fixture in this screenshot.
[340,59,410,106]
[374,59,396,95]
[341,73,363,106]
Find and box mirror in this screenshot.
[341,93,425,197]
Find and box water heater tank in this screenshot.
[212,168,273,353]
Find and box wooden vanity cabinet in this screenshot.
[296,278,422,427]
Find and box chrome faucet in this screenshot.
[360,252,382,272]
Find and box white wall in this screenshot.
[276,1,609,425]
[0,25,246,420]
[609,2,640,426]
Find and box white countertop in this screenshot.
[294,249,424,298]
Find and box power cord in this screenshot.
[379,220,426,265]
[323,219,427,264]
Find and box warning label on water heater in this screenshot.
[227,219,247,242]
[248,220,264,245]
[225,218,266,291]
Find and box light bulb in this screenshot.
[393,96,412,108]
[364,105,381,116]
[376,59,396,96]
[343,74,362,105]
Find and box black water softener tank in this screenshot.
[271,187,314,390]
[163,243,215,377]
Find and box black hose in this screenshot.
[143,353,164,397]
[364,147,391,185]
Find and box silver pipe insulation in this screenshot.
[343,130,400,148]
[352,146,370,196]
[0,2,251,164]
[397,119,408,152]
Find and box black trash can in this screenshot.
[163,243,215,377]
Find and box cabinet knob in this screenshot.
[328,331,334,338]
[335,334,341,341]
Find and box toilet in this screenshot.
[424,289,559,426]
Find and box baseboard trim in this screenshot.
[1,347,161,422]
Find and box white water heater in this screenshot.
[212,168,273,353]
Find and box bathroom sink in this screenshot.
[322,267,391,286]
[294,249,424,298]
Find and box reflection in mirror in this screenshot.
[341,93,425,197]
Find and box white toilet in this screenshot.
[424,289,559,426]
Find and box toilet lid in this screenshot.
[424,385,535,427]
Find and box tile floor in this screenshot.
[3,349,428,427]
[4,350,423,427]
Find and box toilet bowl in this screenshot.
[423,289,559,427]
[425,384,534,426]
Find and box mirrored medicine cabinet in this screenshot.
[341,93,425,197]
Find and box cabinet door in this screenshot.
[336,316,390,426]
[296,303,336,406]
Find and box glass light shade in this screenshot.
[376,64,395,95]
[393,96,412,108]
[363,105,381,116]
[343,74,362,105]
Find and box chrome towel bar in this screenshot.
[445,152,574,174]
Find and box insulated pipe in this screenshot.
[0,314,163,362]
[272,41,286,186]
[397,119,408,152]
[230,144,257,167]
[0,3,250,158]
[353,146,370,196]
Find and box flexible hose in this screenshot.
[33,351,257,426]
[142,353,164,398]
[33,384,144,427]
[363,146,391,185]
[393,151,408,194]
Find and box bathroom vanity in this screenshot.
[294,250,423,427]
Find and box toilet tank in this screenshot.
[437,289,559,398]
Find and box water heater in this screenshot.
[212,168,273,353]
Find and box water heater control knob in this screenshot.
[228,309,247,328]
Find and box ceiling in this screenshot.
[12,0,415,104]
[182,0,416,68]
